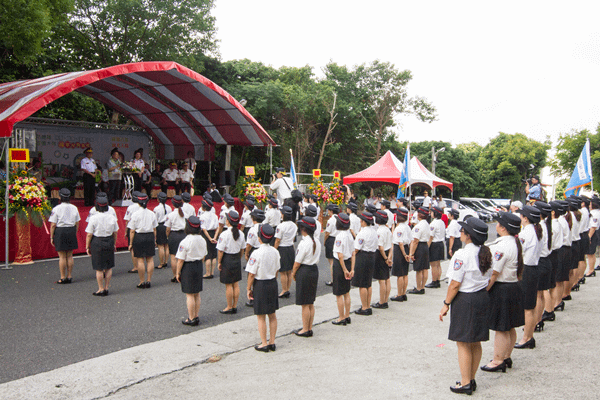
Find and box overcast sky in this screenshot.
[213,0,600,150]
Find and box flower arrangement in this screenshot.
[121,161,141,173]
[328,178,345,206]
[242,176,267,203]
[309,177,330,205]
[0,167,52,226]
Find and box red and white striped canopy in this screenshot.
[0,62,275,160]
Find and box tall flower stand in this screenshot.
[13,221,33,265]
[112,173,135,207]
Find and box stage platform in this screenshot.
[1,196,243,263]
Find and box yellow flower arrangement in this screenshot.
[0,167,52,226]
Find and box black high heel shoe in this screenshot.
[572,283,580,292]
[542,310,556,321]
[449,382,472,395]
[278,291,291,298]
[480,361,507,372]
[585,271,596,277]
[579,277,586,285]
[535,321,544,332]
[514,337,536,349]
[554,301,565,311]
[504,358,512,368]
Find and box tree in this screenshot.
[550,125,600,191]
[476,133,550,199]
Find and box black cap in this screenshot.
[533,201,552,218]
[518,205,541,223]
[396,207,409,218]
[59,188,71,198]
[458,218,489,246]
[246,194,256,202]
[268,198,279,208]
[96,195,108,206]
[227,210,240,225]
[417,206,430,216]
[181,192,191,202]
[281,206,293,216]
[432,206,443,217]
[358,212,374,225]
[380,199,391,208]
[258,224,275,243]
[305,205,318,217]
[223,194,235,205]
[567,196,581,210]
[158,192,167,202]
[495,211,521,235]
[243,199,255,209]
[375,210,389,224]
[366,205,377,214]
[346,202,358,212]
[187,216,201,232]
[275,167,285,174]
[298,217,317,232]
[250,208,266,222]
[326,204,340,213]
[172,195,183,207]
[202,197,213,208]
[336,213,351,228]
[449,208,460,219]
[84,147,93,154]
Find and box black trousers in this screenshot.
[108,180,122,204]
[162,180,180,194]
[83,174,96,206]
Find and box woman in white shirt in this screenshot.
[554,200,571,312]
[532,201,553,333]
[346,202,361,238]
[408,207,431,294]
[178,162,194,194]
[426,206,446,289]
[153,192,172,270]
[165,196,187,283]
[304,205,322,240]
[49,188,81,284]
[274,206,298,299]
[175,216,207,326]
[85,195,118,296]
[199,198,219,279]
[439,217,492,395]
[127,193,158,289]
[264,198,281,242]
[331,213,355,325]
[585,197,600,277]
[217,211,246,314]
[323,204,340,287]
[564,198,582,298]
[372,211,392,309]
[246,224,280,352]
[181,192,195,219]
[481,212,524,373]
[543,201,563,323]
[352,212,379,315]
[292,217,321,337]
[241,200,255,239]
[514,205,542,350]
[391,208,411,302]
[446,209,462,258]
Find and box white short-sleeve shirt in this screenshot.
[270,177,293,200]
[127,208,158,233]
[377,224,392,251]
[246,224,261,249]
[295,234,321,265]
[200,210,219,231]
[153,203,172,224]
[182,203,195,219]
[80,157,97,174]
[86,212,119,237]
[559,216,571,246]
[162,168,179,181]
[87,205,117,222]
[245,244,281,280]
[393,221,412,246]
[325,216,338,238]
[430,219,446,242]
[446,219,461,239]
[49,203,81,227]
[349,213,361,236]
[176,234,207,261]
[412,219,431,242]
[165,210,187,231]
[124,203,141,221]
[179,169,194,183]
[265,206,281,227]
[519,224,542,266]
[216,229,245,254]
[275,220,298,247]
[551,218,563,250]
[446,243,492,292]
[490,235,519,283]
[333,230,354,260]
[354,225,378,252]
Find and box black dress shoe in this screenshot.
[572,283,580,291]
[425,280,440,288]
[278,291,291,298]
[128,269,138,273]
[254,345,269,352]
[344,317,351,324]
[470,380,477,391]
[182,318,199,326]
[355,308,373,315]
[390,295,405,302]
[245,300,254,307]
[408,288,425,294]
[93,290,104,296]
[170,277,178,283]
[504,358,512,368]
[554,301,565,311]
[325,281,333,286]
[541,310,555,321]
[534,321,544,332]
[449,382,472,395]
[562,295,572,301]
[371,302,389,309]
[480,361,507,372]
[65,278,72,283]
[514,337,536,349]
[332,319,347,326]
[267,344,276,352]
[102,290,109,296]
[585,271,596,277]
[294,330,313,337]
[136,282,146,289]
[219,308,237,314]
[595,265,600,271]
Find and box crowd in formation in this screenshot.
[47,167,600,394]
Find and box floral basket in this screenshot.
[242,177,267,204]
[308,177,330,206]
[121,161,141,174]
[0,168,52,226]
[327,178,345,206]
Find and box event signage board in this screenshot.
[313,169,321,178]
[245,166,255,176]
[9,148,30,163]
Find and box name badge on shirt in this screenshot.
[453,259,463,270]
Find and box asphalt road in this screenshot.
[0,222,498,384]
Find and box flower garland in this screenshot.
[0,167,52,226]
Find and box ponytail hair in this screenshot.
[565,212,573,229]
[178,208,184,218]
[545,217,552,251]
[231,224,240,241]
[533,222,543,241]
[575,210,582,222]
[478,245,492,275]
[299,225,317,254]
[515,236,524,278]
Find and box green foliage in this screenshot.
[476,133,550,199]
[554,178,567,199]
[550,125,600,191]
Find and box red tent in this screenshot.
[343,150,404,185]
[0,62,275,160]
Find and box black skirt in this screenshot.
[488,282,524,331]
[537,256,552,291]
[180,260,203,293]
[548,250,559,288]
[413,242,429,271]
[332,257,352,296]
[132,232,155,258]
[296,264,319,305]
[243,226,250,240]
[278,245,295,272]
[449,289,490,343]
[588,231,599,254]
[447,237,462,259]
[580,231,590,257]
[203,229,217,260]
[90,236,115,271]
[54,226,78,252]
[253,278,279,315]
[156,222,168,245]
[168,230,186,255]
[520,264,539,310]
[373,250,390,280]
[429,241,445,262]
[352,250,375,288]
[556,246,571,282]
[570,240,581,269]
[392,244,409,277]
[220,252,242,284]
[325,236,335,259]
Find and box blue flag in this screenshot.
[565,139,592,197]
[397,145,410,198]
[290,150,297,188]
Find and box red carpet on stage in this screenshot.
[1,197,243,263]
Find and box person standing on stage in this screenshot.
[81,147,98,206]
[184,151,196,174]
[86,195,119,296]
[127,193,158,289]
[49,188,81,284]
[131,148,146,193]
[154,192,172,270]
[270,167,293,204]
[175,216,207,326]
[141,164,152,195]
[106,147,122,205]
[246,224,280,352]
[179,162,194,194]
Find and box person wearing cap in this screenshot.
[85,195,119,296]
[352,212,379,315]
[270,167,293,204]
[123,191,143,273]
[216,194,236,239]
[408,207,431,295]
[198,197,219,279]
[81,147,98,206]
[446,209,462,259]
[391,208,411,302]
[165,195,187,282]
[514,205,543,349]
[575,197,590,286]
[509,201,523,214]
[304,205,322,241]
[130,149,146,193]
[331,213,355,325]
[175,216,207,326]
[127,193,158,289]
[364,193,380,209]
[531,201,554,333]
[565,197,582,297]
[422,190,432,208]
[426,206,446,289]
[292,217,321,336]
[49,188,81,284]
[246,224,280,352]
[86,192,117,223]
[553,200,571,312]
[264,198,281,242]
[153,192,172,270]
[372,211,393,308]
[308,194,321,218]
[179,162,194,194]
[346,202,361,238]
[162,162,180,195]
[525,175,542,203]
[180,192,195,219]
[107,147,123,204]
[585,197,600,277]
[241,200,255,239]
[274,206,297,299]
[217,211,246,314]
[540,201,563,324]
[324,204,340,287]
[380,199,394,230]
[439,217,492,395]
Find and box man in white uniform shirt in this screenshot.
[81,147,98,206]
[270,167,293,203]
